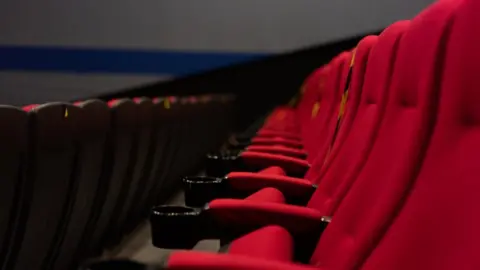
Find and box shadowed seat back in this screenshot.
[9,103,83,270]
[49,100,111,270]
[81,98,138,255]
[0,106,28,267]
[111,97,154,239]
[149,97,185,205]
[132,97,175,221]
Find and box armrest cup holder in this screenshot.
[150,206,205,249]
[205,150,245,177]
[183,176,229,207]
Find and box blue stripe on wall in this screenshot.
[0,46,269,76]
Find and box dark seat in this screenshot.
[7,103,83,270]
[149,97,187,205]
[131,97,176,223]
[109,97,154,241]
[49,100,111,270]
[80,98,138,256]
[0,106,29,266]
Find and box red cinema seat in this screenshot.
[250,53,350,152]
[231,53,351,176]
[158,1,464,269]
[205,30,387,204]
[257,68,327,139]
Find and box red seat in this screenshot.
[163,1,462,268]
[258,69,326,137]
[223,33,382,196]
[228,225,294,262]
[361,3,480,268]
[237,53,352,175]
[249,68,330,157]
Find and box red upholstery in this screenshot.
[310,2,459,267]
[260,108,298,133]
[361,3,480,268]
[22,104,38,111]
[208,199,323,235]
[227,172,313,198]
[303,53,350,162]
[226,34,379,202]
[240,152,310,176]
[314,36,379,173]
[257,56,346,158]
[257,166,287,176]
[228,225,294,261]
[250,137,303,149]
[256,130,301,140]
[306,23,408,215]
[260,81,319,133]
[244,188,286,204]
[164,1,473,270]
[296,68,330,136]
[240,56,351,172]
[246,145,308,159]
[305,51,352,166]
[158,0,480,270]
[167,251,319,270]
[107,99,119,107]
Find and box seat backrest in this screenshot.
[303,53,350,162]
[306,36,378,181]
[112,97,154,238]
[82,98,138,255]
[131,97,173,222]
[163,97,209,199]
[309,1,460,269]
[8,103,83,270]
[361,1,480,269]
[309,51,355,166]
[306,22,408,211]
[0,106,28,267]
[321,36,378,169]
[49,100,111,270]
[147,97,183,205]
[296,67,326,130]
[298,67,329,143]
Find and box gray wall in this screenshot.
[0,0,435,105]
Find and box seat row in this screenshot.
[87,0,480,269]
[0,95,234,270]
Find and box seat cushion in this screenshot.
[244,187,286,203]
[258,166,287,176]
[228,225,294,262]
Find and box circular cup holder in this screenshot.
[183,176,225,207]
[150,206,202,249]
[205,151,242,177]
